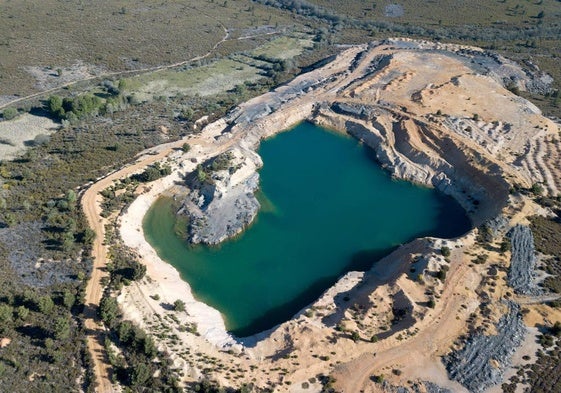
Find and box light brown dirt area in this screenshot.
[83,38,561,392]
[0,114,59,160]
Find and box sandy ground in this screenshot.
[119,140,239,348]
[81,134,221,393]
[0,114,59,160]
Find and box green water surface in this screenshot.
[143,122,470,337]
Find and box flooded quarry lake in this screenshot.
[143,122,470,336]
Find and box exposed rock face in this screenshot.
[507,224,541,295]
[182,147,262,245]
[119,38,561,391]
[443,302,526,393]
[179,38,559,245]
[313,103,509,226]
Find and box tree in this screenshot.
[62,230,75,252]
[531,183,544,195]
[100,296,120,327]
[182,143,191,153]
[63,290,75,309]
[53,317,71,340]
[130,362,152,387]
[173,299,185,312]
[0,304,13,323]
[37,296,55,314]
[134,163,171,182]
[196,165,207,183]
[83,228,96,245]
[351,331,360,342]
[130,260,146,281]
[143,336,157,359]
[118,321,133,343]
[16,305,29,320]
[47,95,65,118]
[441,246,451,257]
[118,79,128,94]
[551,321,561,337]
[66,189,77,204]
[436,267,448,281]
[500,239,511,253]
[233,84,247,96]
[180,108,194,121]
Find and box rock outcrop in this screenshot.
[312,102,509,226]
[178,38,559,246]
[181,147,262,245]
[507,224,541,295]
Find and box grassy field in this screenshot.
[124,33,314,100]
[251,34,314,60]
[0,0,302,97]
[127,59,263,99]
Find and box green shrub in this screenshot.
[2,107,18,120]
[173,299,185,312]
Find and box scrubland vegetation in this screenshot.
[0,0,561,391]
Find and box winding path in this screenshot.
[0,14,231,112]
[80,132,210,393]
[81,122,243,391]
[0,16,287,392]
[332,248,479,393]
[81,139,193,392]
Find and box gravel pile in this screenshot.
[507,224,542,295]
[443,301,525,393]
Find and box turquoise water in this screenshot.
[144,122,470,337]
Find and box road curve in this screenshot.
[81,138,194,392]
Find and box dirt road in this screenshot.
[81,138,196,392]
[333,247,479,393]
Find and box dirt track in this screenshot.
[81,138,194,392]
[332,243,479,392]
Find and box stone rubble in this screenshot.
[443,302,526,393]
[507,224,542,295]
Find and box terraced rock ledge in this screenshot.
[116,38,561,392]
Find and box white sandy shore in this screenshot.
[119,154,239,348]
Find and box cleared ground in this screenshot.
[125,34,314,100]
[0,114,59,160]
